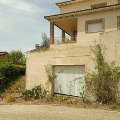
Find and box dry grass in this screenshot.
[5,94,16,103]
[7,76,25,93]
[1,76,25,103]
[0,76,120,111]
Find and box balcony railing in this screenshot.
[54,36,77,44]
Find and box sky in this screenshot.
[0,0,64,53]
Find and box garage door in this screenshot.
[54,66,85,97]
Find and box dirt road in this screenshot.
[0,105,120,120]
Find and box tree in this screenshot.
[8,50,25,65]
[41,33,50,48]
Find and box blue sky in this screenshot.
[0,0,64,53]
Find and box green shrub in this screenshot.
[86,45,120,104]
[0,63,25,93]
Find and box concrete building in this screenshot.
[26,0,120,99]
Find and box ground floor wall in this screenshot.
[26,30,120,102]
[100,30,120,102]
[26,46,94,91]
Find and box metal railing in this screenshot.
[54,36,77,44]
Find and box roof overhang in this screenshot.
[56,0,94,8]
[45,4,120,22]
[54,18,77,36]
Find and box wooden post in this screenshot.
[62,30,65,43]
[117,16,120,30]
[50,22,54,44]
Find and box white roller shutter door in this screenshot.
[54,66,85,97]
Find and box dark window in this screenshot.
[91,2,107,9]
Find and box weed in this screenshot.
[110,104,117,110]
[41,47,49,52]
[55,95,68,102]
[45,64,57,101]
[15,87,22,97]
[65,38,70,43]
[22,85,47,100]
[6,94,15,103]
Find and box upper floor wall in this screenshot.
[59,0,118,13]
[77,9,120,44]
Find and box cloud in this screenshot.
[0,0,46,33]
[39,0,64,4]
[0,0,45,14]
[0,0,63,53]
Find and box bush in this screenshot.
[86,45,120,104]
[22,85,47,100]
[0,63,25,93]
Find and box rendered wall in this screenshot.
[26,30,120,101]
[26,46,94,91]
[100,30,120,65]
[60,0,117,13]
[77,9,120,44]
[100,30,120,102]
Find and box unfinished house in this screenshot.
[26,0,120,99]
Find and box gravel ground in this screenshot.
[0,105,120,120]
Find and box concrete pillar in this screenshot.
[62,30,65,43]
[50,22,54,44]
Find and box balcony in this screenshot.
[54,36,77,44]
[49,19,77,45]
[50,36,100,50]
